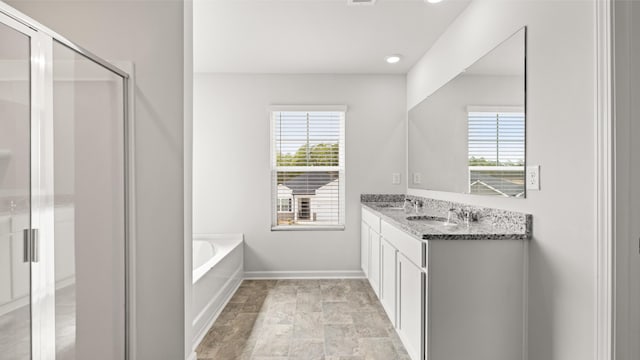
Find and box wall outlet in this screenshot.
[526,165,540,190]
[413,172,422,185]
[392,173,401,185]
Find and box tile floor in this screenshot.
[196,279,411,360]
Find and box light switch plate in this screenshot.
[392,173,401,185]
[413,172,422,185]
[526,165,540,190]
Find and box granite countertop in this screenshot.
[361,195,532,241]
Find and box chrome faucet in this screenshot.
[450,207,479,226]
[403,198,424,214]
[413,199,424,214]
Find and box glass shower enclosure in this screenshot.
[0,3,129,359]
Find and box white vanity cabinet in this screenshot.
[361,205,526,360]
[360,220,369,278]
[379,237,397,325]
[369,231,381,296]
[397,251,425,360]
[361,207,382,296]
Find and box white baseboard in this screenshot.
[186,352,197,360]
[243,270,365,279]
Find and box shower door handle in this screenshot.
[31,229,39,263]
[22,228,39,263]
[23,229,30,263]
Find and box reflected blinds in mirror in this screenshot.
[468,111,525,197]
[271,110,346,229]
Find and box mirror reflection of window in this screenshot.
[467,110,525,197]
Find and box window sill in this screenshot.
[271,225,345,232]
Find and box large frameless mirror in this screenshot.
[408,28,526,198]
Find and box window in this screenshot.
[271,106,346,230]
[277,198,292,212]
[468,109,525,197]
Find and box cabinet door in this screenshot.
[397,252,425,360]
[380,238,397,326]
[361,221,369,277]
[369,231,381,295]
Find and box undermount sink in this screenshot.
[406,215,457,227]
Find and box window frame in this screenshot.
[270,105,347,231]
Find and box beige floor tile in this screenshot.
[196,279,408,360]
[322,301,355,324]
[351,312,389,338]
[251,324,293,357]
[356,338,402,359]
[293,312,324,338]
[289,338,325,360]
[324,324,360,356]
[296,289,323,312]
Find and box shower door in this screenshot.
[0,6,128,360]
[50,39,126,360]
[0,13,35,360]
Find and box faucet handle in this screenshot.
[450,207,480,223]
[403,198,413,213]
[464,208,480,222]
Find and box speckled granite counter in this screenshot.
[361,194,532,240]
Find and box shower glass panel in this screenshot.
[51,41,126,359]
[0,3,129,358]
[0,20,32,360]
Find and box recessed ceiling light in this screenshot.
[426,0,443,3]
[385,55,402,64]
[347,0,376,5]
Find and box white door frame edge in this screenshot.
[595,1,614,360]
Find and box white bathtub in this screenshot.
[191,234,243,351]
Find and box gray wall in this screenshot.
[6,1,187,358]
[614,0,640,358]
[407,1,596,359]
[193,74,406,275]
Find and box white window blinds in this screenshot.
[271,108,346,230]
[468,111,525,197]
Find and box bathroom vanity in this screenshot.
[361,194,531,360]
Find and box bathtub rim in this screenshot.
[192,233,243,284]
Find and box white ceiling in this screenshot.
[193,0,471,74]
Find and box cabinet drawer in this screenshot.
[362,206,381,233]
[381,219,425,269]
